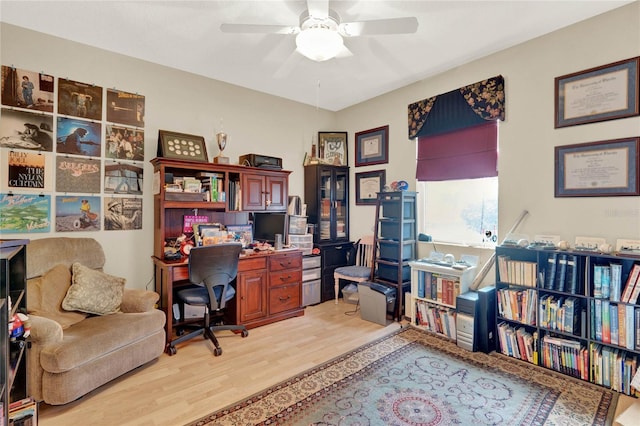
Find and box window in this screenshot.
[417,177,498,246]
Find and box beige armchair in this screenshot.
[25,237,165,405]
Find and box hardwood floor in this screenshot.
[38,301,402,426]
[38,300,634,425]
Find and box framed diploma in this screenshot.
[355,125,389,167]
[555,137,640,197]
[555,57,639,128]
[355,170,386,205]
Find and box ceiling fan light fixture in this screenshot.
[296,26,343,62]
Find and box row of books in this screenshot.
[590,343,640,396]
[497,322,537,363]
[497,256,537,287]
[8,396,37,426]
[540,334,588,380]
[198,172,225,203]
[414,300,457,339]
[543,253,581,294]
[497,288,537,325]
[590,299,640,350]
[619,263,640,303]
[416,271,461,306]
[538,295,584,336]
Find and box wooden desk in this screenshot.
[153,249,304,346]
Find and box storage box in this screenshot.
[380,220,415,240]
[302,279,321,306]
[288,234,313,255]
[342,284,359,304]
[378,240,415,261]
[377,263,411,283]
[288,215,308,235]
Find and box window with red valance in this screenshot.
[408,75,505,181]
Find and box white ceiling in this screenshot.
[1,1,634,111]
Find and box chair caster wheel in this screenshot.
[167,346,177,356]
[241,330,249,338]
[213,347,222,356]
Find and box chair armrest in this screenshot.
[120,288,160,313]
[28,315,63,345]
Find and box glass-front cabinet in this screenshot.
[304,165,349,243]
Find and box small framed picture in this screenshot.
[318,131,347,166]
[355,125,389,167]
[355,170,386,205]
[158,130,208,162]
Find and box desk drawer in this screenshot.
[269,269,302,287]
[239,256,267,272]
[269,284,300,314]
[269,252,302,271]
[172,265,189,282]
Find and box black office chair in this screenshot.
[167,243,248,356]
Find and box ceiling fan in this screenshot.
[220,0,419,62]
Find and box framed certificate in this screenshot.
[555,57,639,128]
[555,137,639,197]
[355,125,389,167]
[355,170,386,205]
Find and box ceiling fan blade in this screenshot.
[220,23,299,35]
[306,0,329,20]
[339,17,418,37]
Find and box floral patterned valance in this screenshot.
[408,75,505,139]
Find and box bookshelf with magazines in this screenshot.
[495,245,640,396]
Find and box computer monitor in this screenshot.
[252,212,287,244]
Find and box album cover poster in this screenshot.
[56,117,101,157]
[1,66,54,112]
[104,196,142,231]
[0,192,51,233]
[0,108,54,151]
[57,78,102,120]
[55,195,100,232]
[106,89,145,128]
[105,124,144,161]
[104,161,143,195]
[8,150,45,189]
[55,155,101,193]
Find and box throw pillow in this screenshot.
[27,264,88,329]
[62,263,125,315]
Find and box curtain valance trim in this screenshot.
[408,75,505,139]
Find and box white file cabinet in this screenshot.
[302,255,321,306]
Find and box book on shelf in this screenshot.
[593,265,604,298]
[610,303,619,346]
[636,307,640,351]
[545,253,557,290]
[610,263,623,302]
[554,253,568,292]
[624,264,640,303]
[565,254,579,294]
[625,304,635,350]
[602,300,611,344]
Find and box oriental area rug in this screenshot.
[187,327,618,426]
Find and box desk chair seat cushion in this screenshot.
[334,265,371,279]
[177,285,235,306]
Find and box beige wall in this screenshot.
[1,2,639,289]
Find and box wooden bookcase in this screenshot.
[409,260,477,340]
[495,245,640,396]
[151,157,290,259]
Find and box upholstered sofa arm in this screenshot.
[120,289,160,313]
[29,315,64,344]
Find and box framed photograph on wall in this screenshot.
[555,137,639,197]
[355,125,389,167]
[555,57,639,128]
[158,130,208,162]
[355,170,386,205]
[318,131,347,165]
